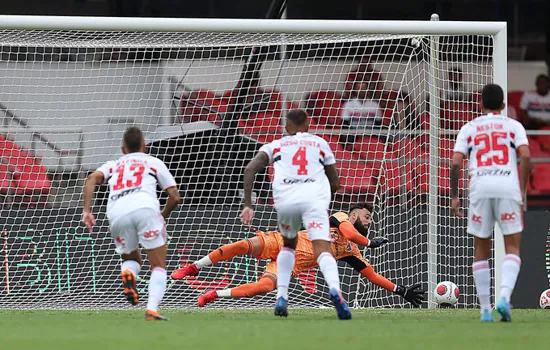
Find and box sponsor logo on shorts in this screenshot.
[282,178,316,185]
[500,212,516,222]
[307,221,323,230]
[280,223,291,231]
[115,237,126,246]
[472,215,482,224]
[143,230,160,239]
[475,169,512,177]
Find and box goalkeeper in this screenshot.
[171,203,425,307]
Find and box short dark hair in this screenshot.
[536,74,549,84]
[123,126,144,153]
[349,203,374,214]
[286,109,308,126]
[481,84,504,110]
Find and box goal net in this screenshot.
[0,17,505,309]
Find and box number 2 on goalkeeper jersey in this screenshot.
[453,113,528,201]
[258,132,336,202]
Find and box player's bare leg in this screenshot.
[472,237,493,322]
[120,250,142,306]
[144,244,168,321]
[171,237,261,280]
[496,233,522,322]
[312,240,351,320]
[199,275,276,307]
[274,236,296,317]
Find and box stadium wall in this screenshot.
[0,205,546,308]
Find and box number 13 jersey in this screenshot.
[453,113,529,201]
[259,132,336,204]
[96,152,177,220]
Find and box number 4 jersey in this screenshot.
[259,132,336,204]
[96,152,177,221]
[453,113,529,201]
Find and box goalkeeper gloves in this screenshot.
[367,237,389,248]
[395,283,426,308]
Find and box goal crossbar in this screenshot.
[0,15,506,35]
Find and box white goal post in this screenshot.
[0,15,506,309]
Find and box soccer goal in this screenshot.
[0,15,506,309]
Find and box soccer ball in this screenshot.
[434,281,460,306]
[539,289,550,309]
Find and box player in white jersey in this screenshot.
[82,127,181,321]
[450,84,531,322]
[239,109,351,319]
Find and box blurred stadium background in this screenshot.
[0,1,549,311]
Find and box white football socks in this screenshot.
[317,252,341,293]
[216,289,232,297]
[472,260,491,312]
[121,260,141,277]
[276,247,295,301]
[146,267,167,312]
[499,254,521,303]
[195,256,213,269]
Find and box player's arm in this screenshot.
[340,255,425,307]
[82,170,105,232]
[324,164,340,194]
[515,124,531,206]
[450,152,464,217]
[518,145,531,204]
[329,214,388,248]
[320,141,340,193]
[155,161,181,219]
[243,151,269,208]
[161,186,181,219]
[240,151,269,225]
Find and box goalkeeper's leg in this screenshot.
[171,237,262,279]
[198,275,276,307]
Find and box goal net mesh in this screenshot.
[0,27,494,309]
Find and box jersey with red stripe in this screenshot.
[96,152,177,220]
[453,113,528,201]
[259,132,336,203]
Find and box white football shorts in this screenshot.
[109,208,167,255]
[467,198,523,238]
[275,199,330,242]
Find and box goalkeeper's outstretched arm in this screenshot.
[340,255,426,307]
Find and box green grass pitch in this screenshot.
[0,309,547,350]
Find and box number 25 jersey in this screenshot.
[453,113,529,201]
[96,152,177,220]
[259,132,336,204]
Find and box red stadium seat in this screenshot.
[0,163,13,194]
[439,137,456,160]
[305,90,343,128]
[0,137,51,199]
[530,164,550,195]
[337,161,378,194]
[179,89,224,124]
[352,136,387,160]
[440,101,477,130]
[391,137,428,160]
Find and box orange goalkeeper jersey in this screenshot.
[255,211,369,276]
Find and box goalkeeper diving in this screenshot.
[171,203,426,307]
